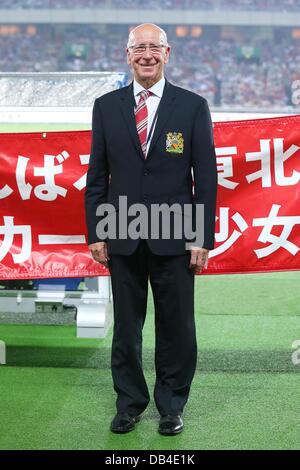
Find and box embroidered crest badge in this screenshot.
[166,132,184,154]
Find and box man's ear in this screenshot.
[164,46,171,64]
[126,48,131,65]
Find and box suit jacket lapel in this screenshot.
[119,80,177,161]
[147,80,177,159]
[119,83,145,160]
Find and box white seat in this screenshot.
[0,340,6,365]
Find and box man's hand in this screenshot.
[189,247,209,274]
[88,242,109,267]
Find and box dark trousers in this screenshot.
[108,240,197,417]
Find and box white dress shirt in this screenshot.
[133,76,165,155]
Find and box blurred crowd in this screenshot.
[1,0,300,10]
[158,36,299,108]
[0,26,299,109]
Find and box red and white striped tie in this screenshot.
[135,90,151,158]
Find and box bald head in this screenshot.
[127,23,169,49]
[126,23,171,89]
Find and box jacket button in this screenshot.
[143,196,148,202]
[143,170,148,176]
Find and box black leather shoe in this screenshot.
[158,415,183,435]
[110,413,141,434]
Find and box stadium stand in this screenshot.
[0,24,299,109]
[1,0,300,11]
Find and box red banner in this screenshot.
[1,115,300,279]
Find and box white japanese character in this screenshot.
[216,146,239,189]
[245,138,300,188]
[34,151,69,201]
[0,216,31,263]
[209,207,248,258]
[245,139,271,187]
[273,138,300,186]
[253,204,300,259]
[16,156,33,200]
[0,185,13,200]
[38,234,86,244]
[73,154,90,191]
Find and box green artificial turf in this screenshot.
[0,273,300,450]
[0,123,90,133]
[0,123,300,449]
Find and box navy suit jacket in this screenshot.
[85,80,217,255]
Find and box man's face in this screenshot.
[126,27,170,86]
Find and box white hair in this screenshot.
[127,24,169,49]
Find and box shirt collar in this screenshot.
[133,76,165,98]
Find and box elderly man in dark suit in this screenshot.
[85,23,217,435]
